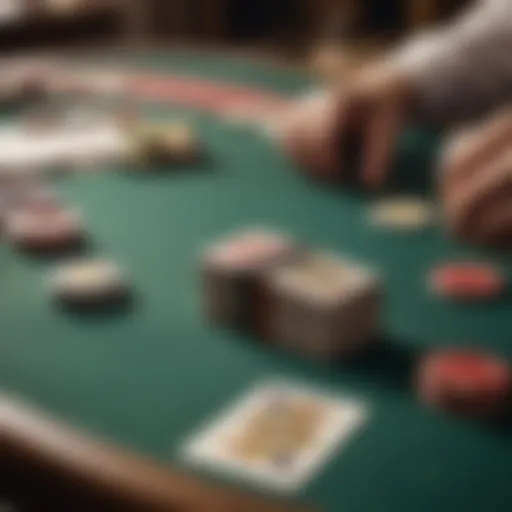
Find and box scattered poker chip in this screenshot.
[126,120,199,166]
[5,204,83,252]
[48,259,129,307]
[429,262,506,301]
[0,177,58,219]
[417,350,512,418]
[161,123,198,160]
[369,197,436,231]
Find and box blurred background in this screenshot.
[0,0,469,57]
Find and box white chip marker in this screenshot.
[369,196,436,231]
[48,259,127,302]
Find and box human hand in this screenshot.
[278,65,416,188]
[441,110,512,248]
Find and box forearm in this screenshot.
[387,0,512,124]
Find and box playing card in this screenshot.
[180,379,369,493]
[0,119,130,173]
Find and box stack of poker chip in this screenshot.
[260,251,381,359]
[201,229,298,332]
[0,174,55,226]
[201,228,382,359]
[5,202,84,253]
[0,174,130,309]
[416,350,512,418]
[124,120,199,167]
[0,174,83,254]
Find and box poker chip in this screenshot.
[128,121,199,166]
[369,197,436,231]
[0,178,58,221]
[417,350,512,418]
[5,204,83,252]
[161,123,197,161]
[207,230,294,271]
[429,262,506,301]
[49,259,129,306]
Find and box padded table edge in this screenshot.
[1,395,313,512]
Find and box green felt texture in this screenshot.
[1,51,511,512]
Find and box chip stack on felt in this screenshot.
[260,252,381,359]
[201,229,382,360]
[416,350,512,418]
[201,229,298,332]
[125,120,200,167]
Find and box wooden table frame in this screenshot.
[1,395,311,511]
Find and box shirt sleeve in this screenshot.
[388,0,512,123]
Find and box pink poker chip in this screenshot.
[209,230,293,270]
[5,205,83,251]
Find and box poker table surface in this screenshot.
[2,48,512,512]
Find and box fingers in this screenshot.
[280,80,405,188]
[361,101,403,189]
[279,90,344,179]
[476,201,512,246]
[442,135,512,248]
[443,108,512,193]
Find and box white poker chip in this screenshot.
[49,259,128,304]
[369,197,436,231]
[5,205,83,250]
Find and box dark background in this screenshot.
[0,0,469,54]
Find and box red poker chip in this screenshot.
[429,262,506,301]
[417,350,512,417]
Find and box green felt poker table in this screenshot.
[1,48,512,512]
